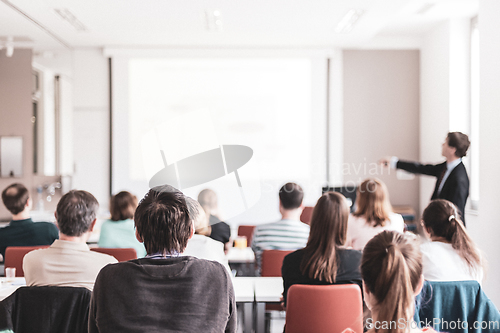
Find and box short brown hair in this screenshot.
[134,186,191,255]
[110,191,137,221]
[56,190,99,237]
[279,182,304,210]
[1,183,30,215]
[447,132,470,158]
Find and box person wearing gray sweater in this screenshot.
[88,186,236,333]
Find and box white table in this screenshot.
[226,247,255,263]
[254,277,283,333]
[232,277,256,333]
[0,276,282,333]
[0,277,26,301]
[232,276,283,333]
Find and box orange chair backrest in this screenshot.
[261,249,293,277]
[4,245,50,277]
[285,284,363,333]
[300,206,314,225]
[237,225,256,247]
[90,247,137,262]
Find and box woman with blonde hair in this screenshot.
[347,178,404,250]
[420,199,483,283]
[281,192,362,306]
[98,191,146,257]
[361,230,437,333]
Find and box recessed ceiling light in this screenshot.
[415,3,435,15]
[204,9,223,32]
[335,9,365,34]
[54,8,87,32]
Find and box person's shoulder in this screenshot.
[187,256,231,279]
[23,246,50,261]
[339,248,362,260]
[32,221,58,231]
[88,250,119,264]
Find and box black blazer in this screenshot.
[397,160,469,225]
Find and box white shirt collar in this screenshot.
[446,158,462,171]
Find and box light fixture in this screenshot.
[54,8,87,31]
[204,9,223,32]
[415,3,435,15]
[5,36,14,57]
[335,9,365,34]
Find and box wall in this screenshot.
[0,49,34,219]
[472,0,500,306]
[0,49,64,220]
[342,50,420,212]
[419,22,451,214]
[71,49,110,210]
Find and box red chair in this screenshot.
[285,284,364,333]
[300,206,314,225]
[4,245,50,277]
[261,250,293,277]
[237,225,256,247]
[90,248,137,262]
[261,249,293,314]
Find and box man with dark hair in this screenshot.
[0,183,59,259]
[381,131,470,225]
[23,190,117,290]
[251,182,309,274]
[89,186,236,333]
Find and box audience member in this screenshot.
[0,183,59,260]
[251,182,309,274]
[281,192,362,306]
[198,188,231,251]
[361,231,437,333]
[420,199,483,283]
[347,179,404,250]
[381,132,470,225]
[98,191,146,257]
[89,186,236,333]
[23,190,117,290]
[183,197,231,272]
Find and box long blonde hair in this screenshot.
[353,178,393,227]
[361,231,422,333]
[300,192,349,283]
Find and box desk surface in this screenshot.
[0,277,281,304]
[226,247,255,263]
[0,277,26,301]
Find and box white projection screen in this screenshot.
[111,55,328,225]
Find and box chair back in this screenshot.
[90,247,137,262]
[0,286,91,333]
[261,249,293,277]
[300,206,314,225]
[415,280,500,333]
[237,225,256,247]
[285,284,363,333]
[4,245,50,277]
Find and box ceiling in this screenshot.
[0,0,478,53]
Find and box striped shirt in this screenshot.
[251,219,310,274]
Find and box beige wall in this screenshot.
[0,49,60,220]
[470,0,500,306]
[0,50,34,220]
[342,50,420,213]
